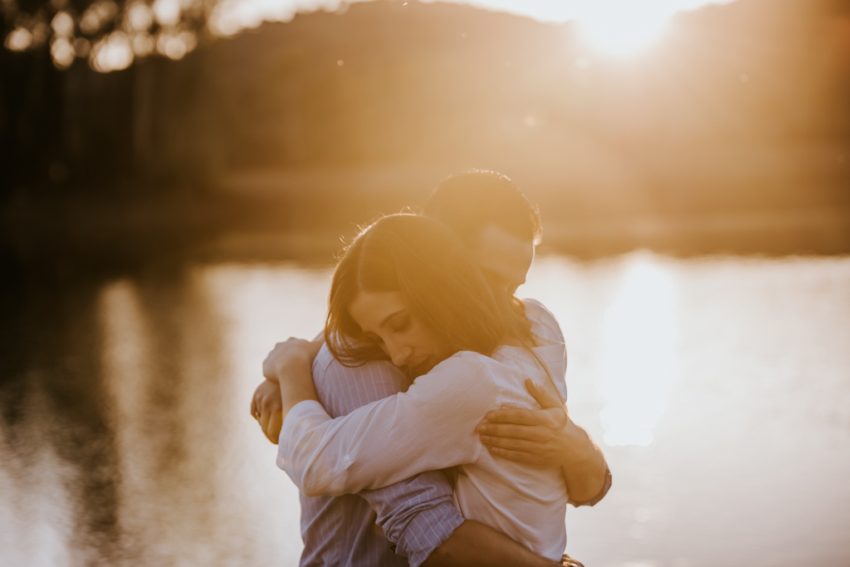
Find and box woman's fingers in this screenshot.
[263,337,319,381]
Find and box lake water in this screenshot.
[2,252,849,566]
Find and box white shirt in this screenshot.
[278,299,569,560]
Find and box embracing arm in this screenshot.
[555,413,610,506]
[263,341,557,566]
[276,352,497,496]
[478,380,611,506]
[423,521,561,567]
[481,299,610,505]
[555,421,610,506]
[363,474,559,567]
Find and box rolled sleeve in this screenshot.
[363,471,464,567]
[398,498,465,567]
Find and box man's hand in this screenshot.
[476,379,577,467]
[476,379,611,506]
[250,379,283,444]
[262,337,322,383]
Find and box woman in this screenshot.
[268,213,571,561]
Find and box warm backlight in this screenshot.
[575,3,671,57]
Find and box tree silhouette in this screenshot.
[1,0,223,71]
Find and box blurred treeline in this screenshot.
[2,0,849,258]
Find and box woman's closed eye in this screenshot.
[388,314,411,333]
[364,332,384,345]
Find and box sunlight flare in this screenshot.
[576,3,671,57]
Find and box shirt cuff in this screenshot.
[403,504,465,567]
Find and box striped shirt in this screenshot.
[295,346,464,567]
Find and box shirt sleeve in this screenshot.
[303,348,466,565]
[522,298,569,402]
[522,298,566,348]
[277,351,501,497]
[361,473,465,567]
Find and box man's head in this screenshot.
[423,170,540,295]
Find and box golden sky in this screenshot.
[423,0,739,55]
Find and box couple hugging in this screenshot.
[251,171,611,566]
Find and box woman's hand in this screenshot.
[262,337,322,383]
[262,337,322,423]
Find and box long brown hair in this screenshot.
[325,213,534,366]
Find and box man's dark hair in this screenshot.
[423,170,541,246]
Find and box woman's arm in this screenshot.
[272,347,500,496]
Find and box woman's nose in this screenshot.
[386,341,412,368]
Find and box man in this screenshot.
[252,171,610,566]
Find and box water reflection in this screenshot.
[599,254,678,447]
[0,390,76,566]
[0,277,120,564]
[96,268,291,564]
[93,264,328,564]
[2,254,850,566]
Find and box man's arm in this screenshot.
[423,521,560,567]
[363,470,559,567]
[477,380,611,506]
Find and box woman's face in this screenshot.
[349,290,450,376]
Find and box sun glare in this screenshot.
[576,3,671,57]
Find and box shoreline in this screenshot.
[2,187,848,278]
